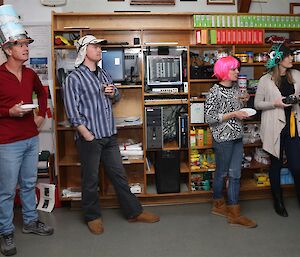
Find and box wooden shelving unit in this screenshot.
[52,11,299,206]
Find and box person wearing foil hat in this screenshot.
[63,35,160,235]
[204,56,256,228]
[0,5,53,257]
[255,44,300,217]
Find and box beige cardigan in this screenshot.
[254,69,300,158]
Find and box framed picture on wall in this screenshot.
[130,0,175,5]
[207,0,235,4]
[290,3,300,14]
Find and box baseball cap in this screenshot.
[74,35,106,67]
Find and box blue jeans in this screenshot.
[0,136,39,235]
[212,138,243,205]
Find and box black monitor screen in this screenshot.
[147,55,182,86]
[102,49,125,82]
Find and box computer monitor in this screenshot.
[147,55,182,86]
[101,49,125,82]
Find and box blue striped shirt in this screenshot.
[63,64,120,139]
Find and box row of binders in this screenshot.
[196,29,264,45]
[194,14,300,29]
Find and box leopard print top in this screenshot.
[204,83,243,142]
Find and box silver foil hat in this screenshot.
[0,4,33,47]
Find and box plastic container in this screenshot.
[235,53,248,63]
[294,50,300,62]
[238,74,248,94]
[246,51,254,63]
[262,52,269,62]
[196,129,204,147]
[254,53,263,62]
[190,129,196,147]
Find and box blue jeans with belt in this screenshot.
[76,135,143,222]
[0,136,39,235]
[212,138,244,205]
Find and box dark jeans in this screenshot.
[76,135,143,222]
[269,126,300,200]
[212,138,244,205]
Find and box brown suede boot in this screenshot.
[128,211,160,223]
[211,198,227,217]
[227,205,257,228]
[87,218,104,234]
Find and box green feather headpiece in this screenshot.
[265,44,292,69]
[265,44,284,69]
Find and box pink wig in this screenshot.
[213,56,240,81]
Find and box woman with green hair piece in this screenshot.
[255,44,300,217]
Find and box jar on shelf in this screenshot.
[238,74,248,95]
[254,53,263,62]
[245,51,254,63]
[294,50,300,62]
[196,129,204,147]
[262,52,269,62]
[235,53,248,63]
[190,129,196,147]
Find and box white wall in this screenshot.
[4,0,299,24]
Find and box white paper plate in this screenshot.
[241,108,257,117]
[20,104,39,110]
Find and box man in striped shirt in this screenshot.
[63,35,159,235]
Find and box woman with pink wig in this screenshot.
[205,56,256,228]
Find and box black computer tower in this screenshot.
[178,113,188,148]
[145,107,163,149]
[155,150,180,194]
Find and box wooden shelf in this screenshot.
[190,44,233,48]
[56,126,75,131]
[190,98,206,102]
[116,84,142,89]
[54,45,76,49]
[53,11,300,207]
[59,155,145,167]
[144,92,188,97]
[103,44,141,48]
[58,155,80,166]
[144,99,188,105]
[191,145,213,150]
[116,124,143,129]
[243,142,263,148]
[190,123,209,126]
[240,62,266,66]
[122,159,144,165]
[190,79,218,83]
[243,160,269,170]
[191,168,215,173]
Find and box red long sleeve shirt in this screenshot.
[0,63,47,144]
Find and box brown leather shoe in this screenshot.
[87,218,104,234]
[128,211,160,223]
